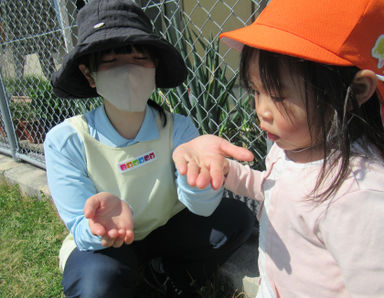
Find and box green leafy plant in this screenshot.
[25,76,88,124]
[4,75,102,144]
[5,76,102,128]
[156,22,238,135]
[8,100,37,121]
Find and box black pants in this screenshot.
[62,198,255,298]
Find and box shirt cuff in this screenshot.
[176,173,224,217]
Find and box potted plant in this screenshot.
[9,99,45,144]
[5,75,96,144]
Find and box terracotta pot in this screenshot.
[15,120,46,144]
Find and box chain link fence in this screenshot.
[0,0,268,208]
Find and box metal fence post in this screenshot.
[0,70,19,160]
[55,0,75,53]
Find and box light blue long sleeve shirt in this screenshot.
[44,104,223,251]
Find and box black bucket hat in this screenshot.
[51,0,187,98]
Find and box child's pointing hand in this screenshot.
[173,134,254,190]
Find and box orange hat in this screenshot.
[220,0,384,111]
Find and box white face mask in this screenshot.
[93,64,156,112]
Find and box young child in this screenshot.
[44,1,255,297]
[173,0,384,297]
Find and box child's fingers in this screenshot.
[209,159,226,190]
[220,141,254,161]
[195,166,213,189]
[173,155,188,175]
[186,160,200,187]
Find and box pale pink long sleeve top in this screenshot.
[224,143,384,298]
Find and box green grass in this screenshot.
[0,181,247,297]
[0,181,66,297]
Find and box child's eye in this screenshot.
[247,84,258,94]
[251,90,260,102]
[271,96,285,102]
[248,88,259,97]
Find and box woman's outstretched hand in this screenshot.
[84,192,134,248]
[173,134,254,190]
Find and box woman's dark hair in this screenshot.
[79,44,167,127]
[240,45,384,201]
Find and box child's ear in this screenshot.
[352,70,378,106]
[78,64,96,88]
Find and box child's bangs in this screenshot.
[240,47,304,121]
[240,47,296,100]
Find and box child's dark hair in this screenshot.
[240,46,384,201]
[79,44,167,127]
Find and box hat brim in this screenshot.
[221,22,384,124]
[52,28,187,98]
[220,22,353,67]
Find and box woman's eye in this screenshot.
[100,58,116,64]
[134,56,149,60]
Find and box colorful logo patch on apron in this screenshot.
[118,151,157,172]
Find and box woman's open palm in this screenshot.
[84,192,134,247]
